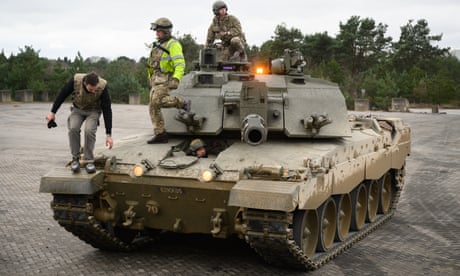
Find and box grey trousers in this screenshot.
[67,106,101,162]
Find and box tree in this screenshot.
[334,16,393,100]
[135,56,150,90]
[104,57,142,103]
[336,16,392,77]
[258,40,275,61]
[269,23,304,58]
[6,46,46,91]
[70,52,87,74]
[315,59,344,84]
[176,33,201,73]
[362,72,398,110]
[426,70,456,105]
[391,19,449,74]
[0,51,8,89]
[302,32,336,70]
[46,61,72,99]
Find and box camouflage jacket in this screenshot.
[206,14,245,46]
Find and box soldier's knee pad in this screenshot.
[230,37,242,46]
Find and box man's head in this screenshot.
[151,17,173,39]
[189,139,206,157]
[83,72,99,93]
[212,1,227,16]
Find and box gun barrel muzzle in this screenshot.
[241,114,267,146]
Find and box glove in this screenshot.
[47,120,57,128]
[168,78,179,89]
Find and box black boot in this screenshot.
[70,158,80,173]
[147,132,168,144]
[85,162,96,174]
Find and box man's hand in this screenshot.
[46,113,57,128]
[168,78,179,89]
[106,136,113,149]
[46,113,55,122]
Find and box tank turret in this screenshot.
[164,48,351,144]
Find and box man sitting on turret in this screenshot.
[206,1,247,62]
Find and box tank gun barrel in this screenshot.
[241,114,267,146]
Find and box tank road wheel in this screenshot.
[333,194,351,242]
[316,198,337,252]
[350,183,367,231]
[378,172,393,214]
[293,209,319,258]
[366,179,379,223]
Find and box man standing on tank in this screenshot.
[206,1,247,62]
[45,72,113,174]
[147,17,190,144]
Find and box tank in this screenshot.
[40,48,411,270]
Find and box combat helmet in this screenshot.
[150,17,173,33]
[212,1,227,15]
[189,139,205,152]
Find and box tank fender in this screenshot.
[331,155,366,195]
[365,148,392,179]
[39,167,104,194]
[297,172,333,210]
[228,180,299,212]
[392,140,411,169]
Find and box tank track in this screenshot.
[243,169,405,270]
[51,194,152,251]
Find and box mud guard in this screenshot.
[228,180,299,212]
[39,167,104,194]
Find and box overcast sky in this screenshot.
[1,0,459,60]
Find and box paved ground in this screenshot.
[0,103,459,275]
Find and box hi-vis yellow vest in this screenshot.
[148,38,185,81]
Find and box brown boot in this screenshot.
[147,132,168,144]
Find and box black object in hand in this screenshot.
[47,120,57,128]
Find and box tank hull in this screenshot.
[39,48,411,270]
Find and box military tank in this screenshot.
[40,48,411,270]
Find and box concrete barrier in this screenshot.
[15,89,34,102]
[391,98,409,112]
[40,91,49,102]
[354,99,369,111]
[0,90,12,103]
[129,93,141,105]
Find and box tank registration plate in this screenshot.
[159,187,183,194]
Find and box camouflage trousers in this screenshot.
[220,37,247,62]
[149,84,184,135]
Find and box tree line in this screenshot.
[1,16,459,109]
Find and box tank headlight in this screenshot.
[133,164,147,177]
[131,159,155,178]
[199,169,215,183]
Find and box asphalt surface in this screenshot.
[0,103,459,275]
